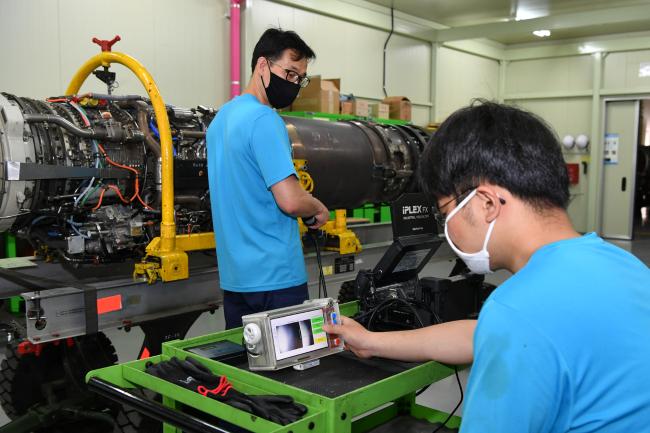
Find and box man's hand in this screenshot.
[323,316,375,358]
[308,200,329,229]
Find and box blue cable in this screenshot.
[149,119,178,141]
[149,119,178,156]
[30,216,49,226]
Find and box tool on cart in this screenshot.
[242,298,344,371]
[146,356,308,425]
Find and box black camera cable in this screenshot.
[303,216,327,299]
[364,296,463,432]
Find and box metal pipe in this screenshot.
[132,101,162,159]
[65,51,176,253]
[23,114,143,142]
[174,195,202,207]
[178,129,206,139]
[79,93,148,101]
[230,0,242,98]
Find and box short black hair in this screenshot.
[418,100,570,211]
[250,28,316,73]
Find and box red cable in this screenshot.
[97,144,139,176]
[130,178,139,202]
[92,188,107,211]
[96,143,156,210]
[136,193,155,211]
[107,185,129,204]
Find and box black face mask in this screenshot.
[261,64,301,109]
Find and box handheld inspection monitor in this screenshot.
[242,298,344,371]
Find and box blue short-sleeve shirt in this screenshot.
[206,94,307,292]
[460,233,650,433]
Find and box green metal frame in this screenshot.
[4,233,16,258]
[86,302,461,433]
[1,233,24,314]
[282,111,410,126]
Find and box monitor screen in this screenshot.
[270,309,328,361]
[392,248,434,273]
[372,236,442,286]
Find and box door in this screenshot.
[602,100,639,239]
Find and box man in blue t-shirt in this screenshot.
[207,29,329,329]
[324,101,650,432]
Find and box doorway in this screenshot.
[634,100,650,238]
[600,98,650,240]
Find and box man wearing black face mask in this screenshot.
[207,29,329,329]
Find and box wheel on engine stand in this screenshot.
[0,333,156,433]
[337,279,358,303]
[0,338,64,417]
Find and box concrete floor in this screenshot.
[0,231,648,429]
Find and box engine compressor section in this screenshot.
[0,92,213,266]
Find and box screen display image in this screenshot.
[271,309,328,361]
[393,249,432,273]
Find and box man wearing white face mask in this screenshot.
[324,101,650,432]
[442,188,503,274]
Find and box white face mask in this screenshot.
[443,189,496,274]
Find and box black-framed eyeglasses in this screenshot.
[267,59,310,88]
[433,187,476,226]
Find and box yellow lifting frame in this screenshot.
[66,51,213,282]
[65,52,360,282]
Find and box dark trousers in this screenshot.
[223,282,309,329]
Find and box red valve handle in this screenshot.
[92,35,121,52]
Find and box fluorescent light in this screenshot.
[578,44,601,54]
[639,62,650,78]
[515,7,545,21]
[511,4,550,21]
[533,30,551,37]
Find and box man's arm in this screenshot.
[249,112,329,229]
[323,317,475,364]
[271,175,329,228]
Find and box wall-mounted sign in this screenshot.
[604,133,619,165]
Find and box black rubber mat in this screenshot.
[234,351,422,398]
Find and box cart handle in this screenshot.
[87,377,232,433]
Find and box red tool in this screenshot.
[92,35,121,52]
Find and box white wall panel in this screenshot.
[1,0,431,121]
[506,98,592,232]
[506,55,593,95]
[435,47,499,122]
[0,0,62,98]
[603,49,650,91]
[0,0,228,108]
[411,106,430,126]
[510,98,592,135]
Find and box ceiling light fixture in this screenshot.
[533,30,551,37]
